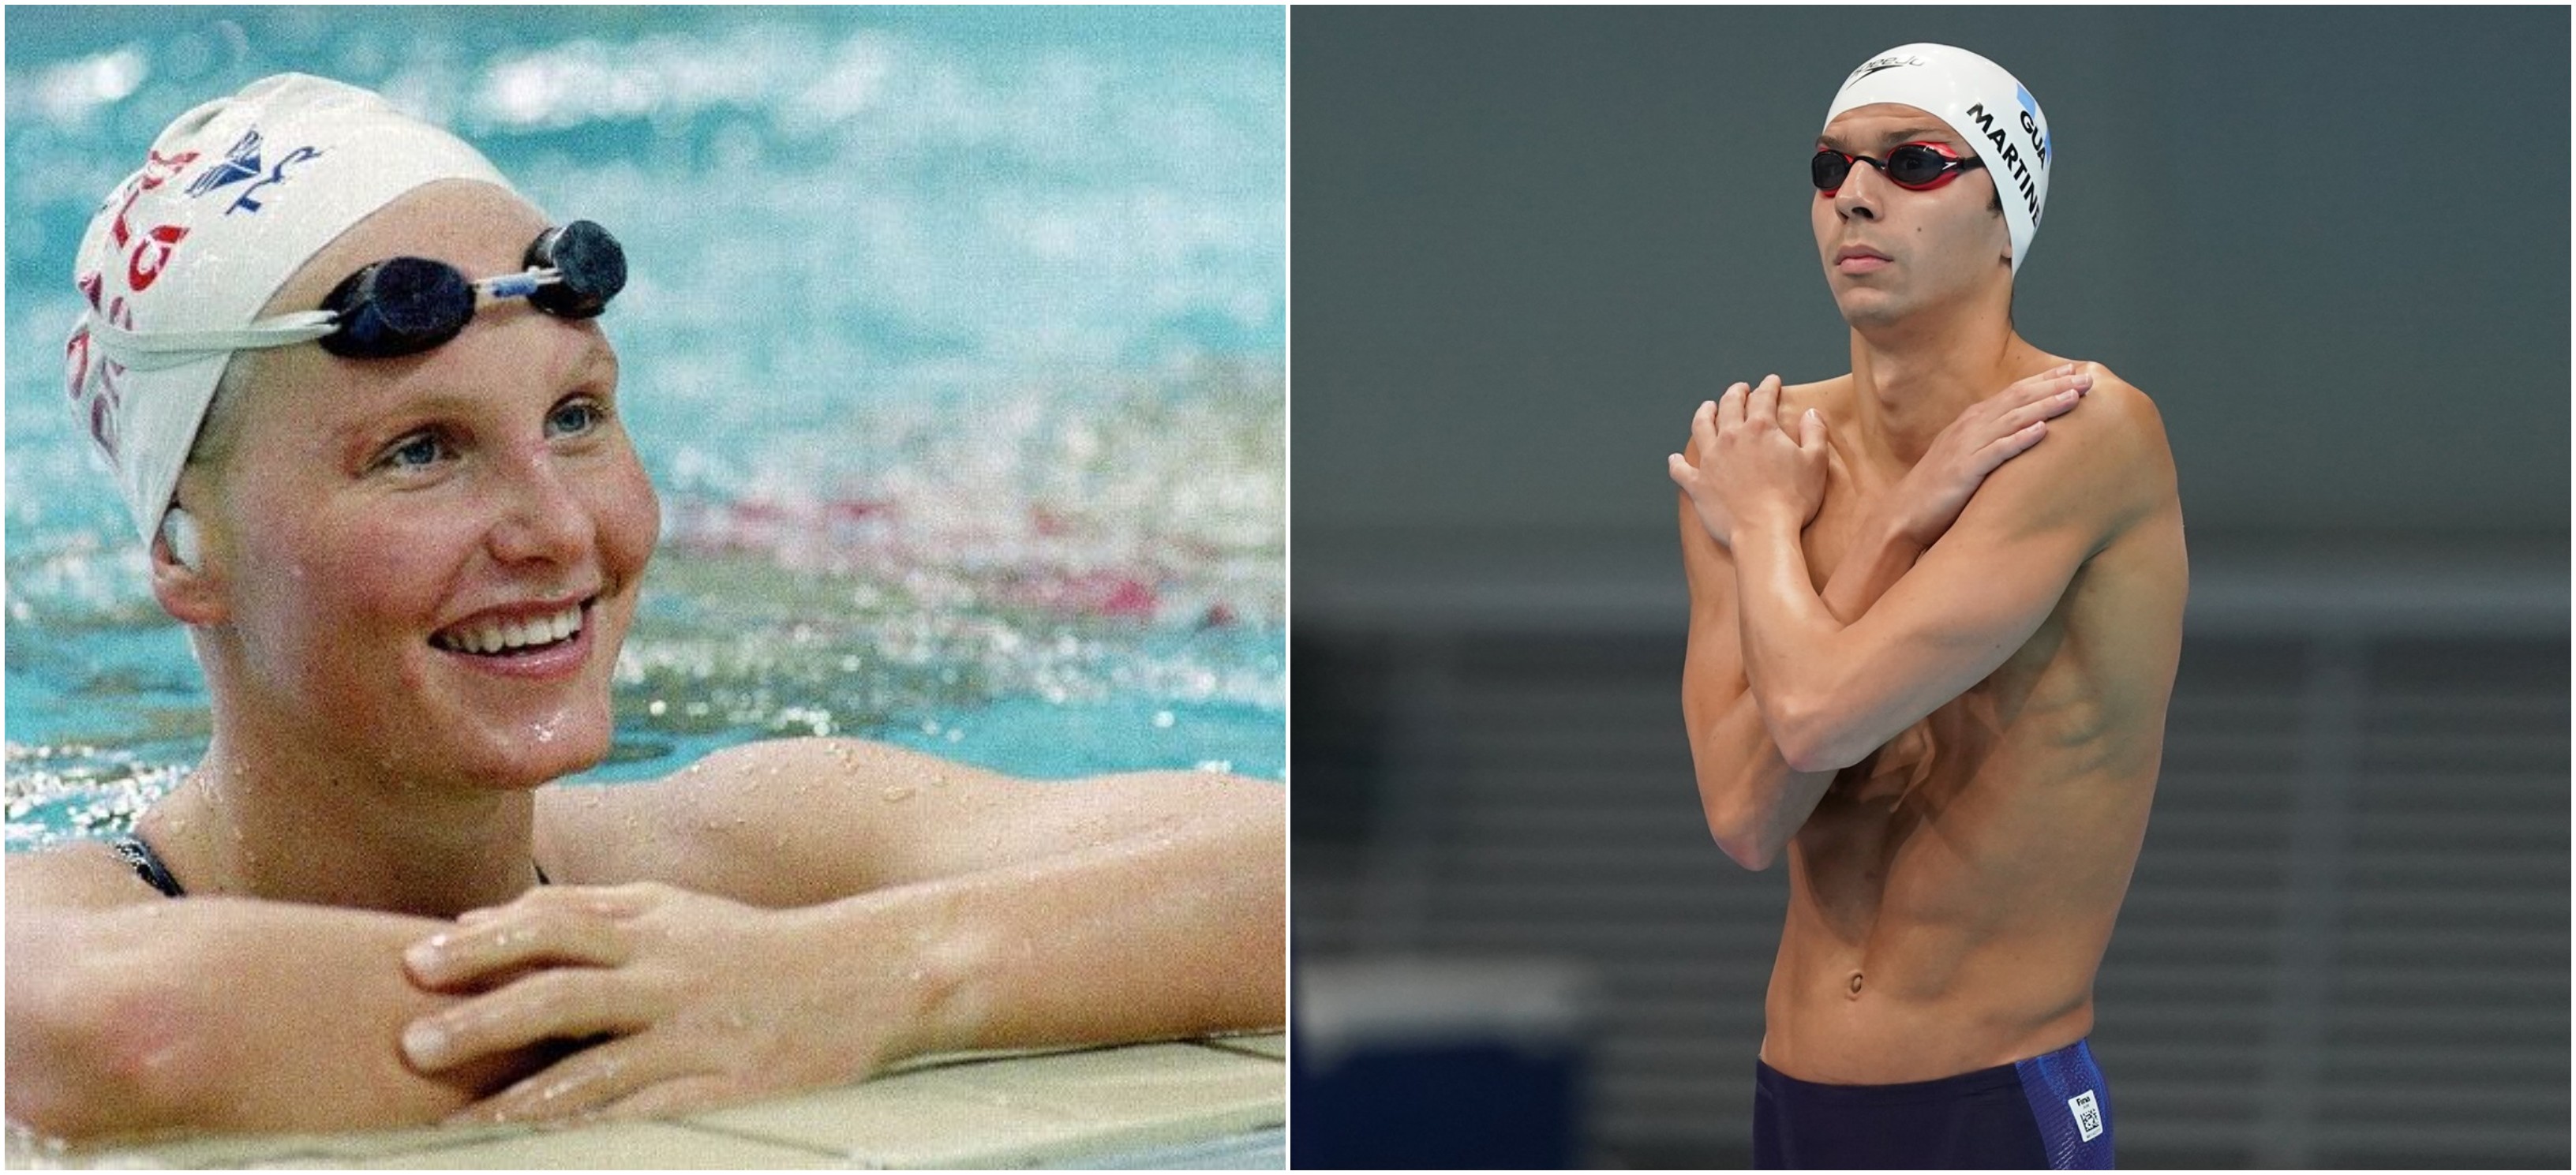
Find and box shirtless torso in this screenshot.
[1676,357,2187,1085]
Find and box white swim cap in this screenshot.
[66,73,513,545]
[1824,43,2050,275]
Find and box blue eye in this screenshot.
[379,432,450,471]
[547,399,606,438]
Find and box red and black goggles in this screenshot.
[1810,143,1983,195]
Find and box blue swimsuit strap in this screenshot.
[107,833,549,898]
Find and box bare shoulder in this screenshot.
[7,840,165,913]
[2069,362,2171,443]
[1982,359,2178,529]
[1779,373,1850,425]
[1682,374,1845,461]
[535,738,1011,892]
[541,737,1275,907]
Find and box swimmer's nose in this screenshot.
[1833,163,1884,222]
[485,449,596,568]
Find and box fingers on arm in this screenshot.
[1968,368,2094,471]
[1748,376,1779,425]
[405,966,650,1076]
[448,1031,699,1124]
[407,890,642,992]
[1971,420,2051,473]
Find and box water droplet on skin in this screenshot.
[882,785,915,803]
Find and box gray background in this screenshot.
[1290,6,2568,1169]
[1294,5,2567,551]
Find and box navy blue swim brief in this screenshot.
[1753,1038,2113,1169]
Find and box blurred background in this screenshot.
[1290,7,2567,1169]
[7,8,1282,840]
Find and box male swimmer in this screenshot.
[1664,44,2185,1169]
[8,75,1282,1139]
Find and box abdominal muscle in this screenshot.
[1755,604,2159,1085]
[1735,384,2177,1086]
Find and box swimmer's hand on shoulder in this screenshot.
[1885,364,2092,548]
[1668,375,1829,548]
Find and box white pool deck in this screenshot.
[8,1033,1285,1169]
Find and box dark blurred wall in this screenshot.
[1293,7,2570,559]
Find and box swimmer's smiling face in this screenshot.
[1812,103,2012,327]
[167,180,660,791]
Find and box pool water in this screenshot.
[4,7,1285,850]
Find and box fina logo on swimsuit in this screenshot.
[2067,1089,2104,1143]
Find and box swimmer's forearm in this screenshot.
[1820,515,1925,625]
[1734,511,1878,773]
[811,801,1284,1062]
[1690,688,1829,870]
[1690,515,1919,868]
[6,900,534,1140]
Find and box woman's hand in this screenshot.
[1881,364,2091,548]
[398,883,928,1124]
[1668,375,1830,548]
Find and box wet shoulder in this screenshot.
[2001,359,2178,524]
[6,840,169,911]
[537,737,1013,894]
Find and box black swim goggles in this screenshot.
[88,220,626,370]
[1811,143,1983,195]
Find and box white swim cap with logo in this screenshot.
[1824,43,2050,275]
[67,73,513,546]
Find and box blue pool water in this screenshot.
[4,7,1284,849]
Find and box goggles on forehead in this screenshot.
[1811,143,1983,195]
[88,220,626,369]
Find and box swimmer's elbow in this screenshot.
[1765,693,1870,775]
[7,949,221,1140]
[1700,799,1785,872]
[1712,829,1782,872]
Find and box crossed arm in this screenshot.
[6,747,1282,1137]
[1670,366,2142,869]
[407,741,1284,1121]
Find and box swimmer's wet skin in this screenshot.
[1667,43,2183,1169]
[7,74,1283,1143]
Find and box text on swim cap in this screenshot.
[1963,102,2042,226]
[73,148,203,461]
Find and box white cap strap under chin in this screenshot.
[1824,43,2051,275]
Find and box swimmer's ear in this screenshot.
[150,509,230,627]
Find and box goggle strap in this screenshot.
[85,310,339,369]
[475,268,564,301]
